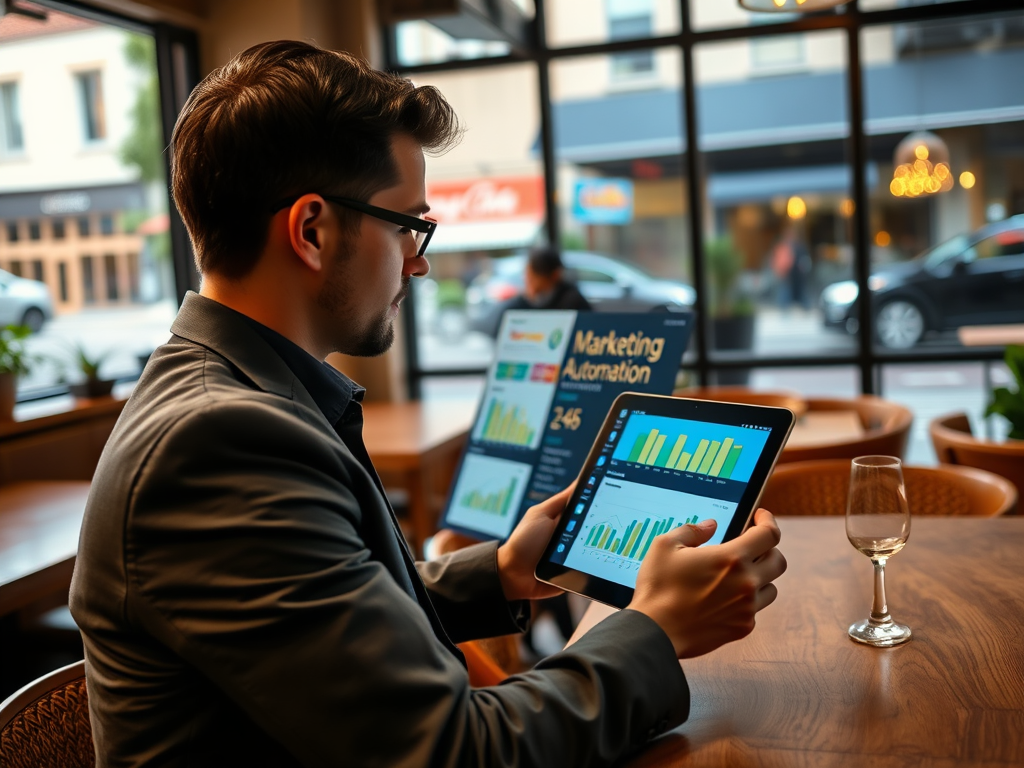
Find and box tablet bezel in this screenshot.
[534,392,795,609]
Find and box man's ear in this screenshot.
[286,194,330,273]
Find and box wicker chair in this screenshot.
[778,396,913,464]
[761,459,1017,517]
[930,413,1024,507]
[0,660,94,768]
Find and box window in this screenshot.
[75,70,106,142]
[5,222,17,243]
[0,81,24,154]
[82,255,96,303]
[30,260,43,282]
[8,260,22,276]
[58,262,69,302]
[104,253,119,300]
[100,214,114,235]
[78,216,90,237]
[28,221,41,240]
[52,219,65,239]
[608,0,655,81]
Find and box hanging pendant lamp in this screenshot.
[889,131,954,199]
[738,0,853,12]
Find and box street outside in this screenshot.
[19,300,1012,468]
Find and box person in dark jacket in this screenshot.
[69,40,786,768]
[520,246,592,311]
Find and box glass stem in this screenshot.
[870,558,892,625]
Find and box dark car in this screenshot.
[466,251,696,336]
[820,216,1024,349]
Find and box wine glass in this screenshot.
[846,455,912,647]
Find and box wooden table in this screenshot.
[362,400,475,553]
[786,411,864,449]
[0,481,91,617]
[958,324,1024,346]
[571,516,1024,767]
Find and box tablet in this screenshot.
[535,392,795,609]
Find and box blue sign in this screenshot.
[572,178,634,225]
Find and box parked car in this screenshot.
[820,216,1024,349]
[466,251,697,336]
[0,269,54,332]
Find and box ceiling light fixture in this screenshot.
[889,131,954,199]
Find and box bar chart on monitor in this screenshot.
[445,453,533,539]
[612,414,770,484]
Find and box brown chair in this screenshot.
[761,459,1017,517]
[0,660,94,768]
[778,396,913,464]
[674,387,808,419]
[930,413,1024,508]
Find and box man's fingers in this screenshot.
[751,547,787,585]
[753,582,779,613]
[530,483,577,520]
[666,519,717,549]
[725,509,781,561]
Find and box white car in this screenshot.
[0,269,54,332]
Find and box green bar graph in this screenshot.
[638,430,659,463]
[458,477,518,517]
[626,518,651,558]
[686,439,710,472]
[649,435,669,466]
[721,445,742,479]
[708,438,734,477]
[666,435,688,468]
[697,440,721,474]
[627,433,648,463]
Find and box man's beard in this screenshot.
[316,250,406,357]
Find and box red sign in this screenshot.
[426,176,544,225]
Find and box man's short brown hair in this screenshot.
[171,40,460,279]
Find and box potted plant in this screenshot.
[68,343,116,399]
[705,235,756,384]
[985,344,1024,440]
[0,324,32,421]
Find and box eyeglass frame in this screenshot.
[273,195,437,257]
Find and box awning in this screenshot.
[550,46,1024,162]
[0,183,146,218]
[709,164,879,204]
[429,220,543,253]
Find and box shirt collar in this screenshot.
[238,315,364,427]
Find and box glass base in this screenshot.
[848,619,912,647]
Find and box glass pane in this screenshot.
[546,0,679,49]
[695,30,854,361]
[708,364,860,395]
[550,48,694,355]
[861,15,1024,354]
[409,63,542,371]
[879,362,1010,465]
[392,0,535,67]
[0,8,176,397]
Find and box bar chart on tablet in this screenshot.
[612,415,770,483]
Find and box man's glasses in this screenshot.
[274,195,437,257]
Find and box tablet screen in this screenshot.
[537,393,793,604]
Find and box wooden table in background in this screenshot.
[0,481,90,616]
[362,400,475,554]
[571,516,1024,767]
[786,411,864,449]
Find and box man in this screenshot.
[70,41,786,767]
[519,246,592,311]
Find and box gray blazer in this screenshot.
[70,292,689,767]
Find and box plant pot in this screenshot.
[70,378,116,399]
[710,315,756,385]
[0,372,16,421]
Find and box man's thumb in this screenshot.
[670,518,717,548]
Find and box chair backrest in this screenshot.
[760,459,1018,517]
[778,396,913,464]
[674,387,808,419]
[930,413,1024,507]
[0,660,94,768]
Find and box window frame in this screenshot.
[385,0,1018,398]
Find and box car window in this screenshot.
[975,229,1024,259]
[922,234,970,268]
[575,268,615,283]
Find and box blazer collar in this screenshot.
[170,292,334,424]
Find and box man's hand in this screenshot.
[496,484,575,602]
[628,509,786,659]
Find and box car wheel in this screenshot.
[20,307,46,333]
[875,299,925,349]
